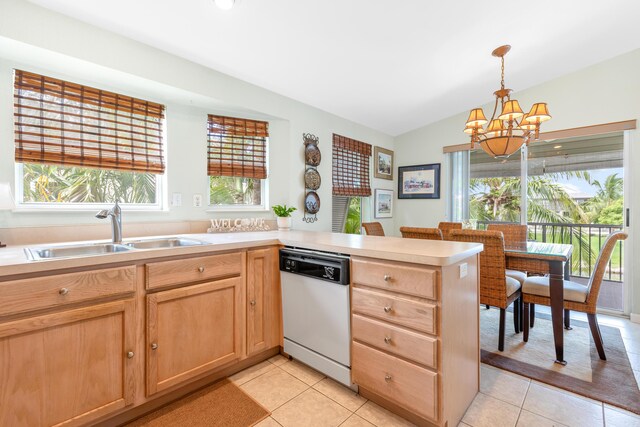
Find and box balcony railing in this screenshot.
[477,221,624,283]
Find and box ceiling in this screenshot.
[28,0,640,136]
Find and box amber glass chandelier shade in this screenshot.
[464,124,485,134]
[485,119,506,137]
[526,103,551,123]
[518,113,537,130]
[480,135,525,158]
[498,99,524,121]
[465,108,488,127]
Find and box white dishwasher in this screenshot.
[280,247,353,388]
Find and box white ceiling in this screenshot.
[28,0,640,136]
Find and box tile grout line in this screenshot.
[512,379,533,426]
[311,380,369,414]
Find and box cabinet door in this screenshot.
[247,247,281,357]
[146,277,243,395]
[0,300,136,427]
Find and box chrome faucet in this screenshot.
[96,202,122,244]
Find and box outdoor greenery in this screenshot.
[345,197,361,234]
[22,163,157,204]
[471,171,624,277]
[210,176,261,206]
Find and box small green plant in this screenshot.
[272,204,297,217]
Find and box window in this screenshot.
[207,115,269,209]
[332,134,371,233]
[13,70,165,208]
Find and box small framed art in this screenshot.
[374,189,393,218]
[398,163,441,199]
[373,146,394,180]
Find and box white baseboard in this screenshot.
[631,313,640,324]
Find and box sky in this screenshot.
[553,167,623,198]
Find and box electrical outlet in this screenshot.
[459,263,468,278]
[172,192,182,207]
[193,194,203,207]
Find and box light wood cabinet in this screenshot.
[351,255,480,427]
[0,299,136,427]
[146,277,244,395]
[246,247,281,357]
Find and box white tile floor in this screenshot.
[231,312,640,427]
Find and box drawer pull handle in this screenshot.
[151,343,158,350]
[384,336,392,344]
[250,300,256,306]
[384,374,392,382]
[59,288,69,296]
[126,351,135,359]
[198,266,205,273]
[383,306,392,313]
[383,274,391,282]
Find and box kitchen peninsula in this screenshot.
[0,231,482,427]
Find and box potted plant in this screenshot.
[272,204,297,230]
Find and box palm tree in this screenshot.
[583,173,623,223]
[470,173,594,271]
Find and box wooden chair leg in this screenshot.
[530,303,536,328]
[485,305,490,310]
[499,308,506,351]
[564,309,572,330]
[513,299,520,334]
[587,313,606,360]
[519,297,524,332]
[523,302,529,342]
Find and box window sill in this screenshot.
[206,206,270,213]
[13,204,168,213]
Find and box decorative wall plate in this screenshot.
[304,168,321,190]
[304,191,321,214]
[305,143,321,166]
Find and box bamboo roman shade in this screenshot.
[332,134,371,196]
[207,115,269,179]
[14,70,166,174]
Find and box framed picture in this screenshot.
[374,189,393,218]
[373,146,394,180]
[398,163,441,199]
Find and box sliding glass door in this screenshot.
[452,132,627,313]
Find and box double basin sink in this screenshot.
[25,237,207,261]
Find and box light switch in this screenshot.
[459,263,468,278]
[193,194,203,207]
[172,192,182,207]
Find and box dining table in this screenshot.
[504,241,574,365]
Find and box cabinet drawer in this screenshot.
[0,266,135,317]
[352,341,438,421]
[146,252,243,289]
[352,314,437,369]
[352,287,436,335]
[352,257,438,300]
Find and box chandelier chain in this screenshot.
[500,56,505,91]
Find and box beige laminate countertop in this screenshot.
[0,230,483,277]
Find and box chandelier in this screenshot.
[465,45,551,158]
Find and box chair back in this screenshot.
[585,231,628,308]
[438,222,462,240]
[487,223,528,246]
[399,227,443,240]
[449,229,509,307]
[362,222,385,236]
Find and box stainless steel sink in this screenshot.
[124,237,205,249]
[25,243,132,261]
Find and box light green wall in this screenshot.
[0,0,395,233]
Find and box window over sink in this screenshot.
[13,70,166,210]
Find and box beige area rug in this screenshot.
[125,379,270,427]
[480,308,640,414]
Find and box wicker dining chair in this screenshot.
[487,223,528,246]
[487,223,528,287]
[362,222,385,236]
[522,231,627,360]
[449,229,522,351]
[399,227,443,241]
[438,222,462,240]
